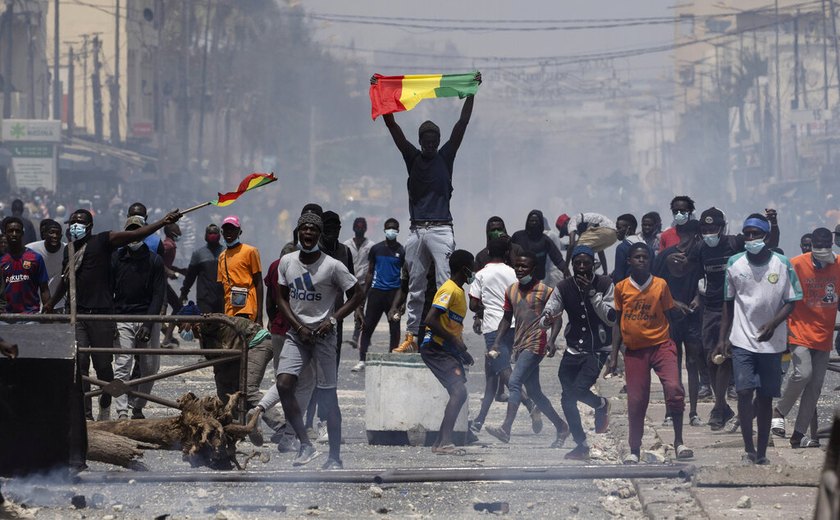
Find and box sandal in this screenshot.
[675,444,694,460]
[433,444,466,456]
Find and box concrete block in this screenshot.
[365,352,468,446]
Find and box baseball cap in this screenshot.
[124,215,145,230]
[222,215,241,228]
[556,213,570,229]
[700,207,726,227]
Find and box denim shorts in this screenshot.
[731,346,783,397]
[483,328,513,376]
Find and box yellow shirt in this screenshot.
[427,279,466,346]
[217,243,262,320]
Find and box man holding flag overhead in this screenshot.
[370,71,480,352]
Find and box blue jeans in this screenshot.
[508,350,549,411]
[483,329,513,375]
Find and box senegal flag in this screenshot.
[369,72,480,120]
[211,173,277,207]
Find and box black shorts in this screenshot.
[670,312,702,346]
[701,308,723,356]
[421,346,466,390]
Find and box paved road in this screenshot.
[3,326,652,519]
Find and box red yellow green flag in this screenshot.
[211,173,277,207]
[369,72,480,120]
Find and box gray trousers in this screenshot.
[776,346,830,435]
[113,321,160,416]
[247,337,285,432]
[259,334,316,426]
[405,225,455,334]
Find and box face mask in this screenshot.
[744,238,766,255]
[488,229,505,240]
[206,233,220,244]
[673,211,690,226]
[519,274,533,286]
[298,242,320,254]
[172,235,181,243]
[224,238,240,248]
[127,241,143,251]
[69,223,88,240]
[702,234,721,248]
[384,229,399,241]
[812,248,836,264]
[180,328,195,342]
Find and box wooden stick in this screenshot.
[180,201,213,215]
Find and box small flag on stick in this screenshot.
[211,173,277,207]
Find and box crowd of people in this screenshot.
[1,78,839,482]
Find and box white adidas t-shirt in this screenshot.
[278,251,357,327]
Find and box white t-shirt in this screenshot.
[26,240,66,308]
[278,251,358,327]
[468,261,517,334]
[343,237,374,283]
[724,251,803,353]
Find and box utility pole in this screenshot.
[3,0,14,119]
[179,0,191,170]
[67,45,74,137]
[196,1,212,165]
[92,35,103,141]
[111,0,120,143]
[774,0,782,181]
[793,11,801,179]
[26,12,35,118]
[823,0,831,164]
[53,0,60,120]
[831,0,840,99]
[82,34,88,131]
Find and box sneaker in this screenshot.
[316,422,329,444]
[485,425,511,444]
[466,429,480,444]
[97,406,111,422]
[394,332,418,353]
[594,398,610,434]
[771,417,786,437]
[798,435,821,448]
[724,416,740,433]
[246,408,264,446]
[675,444,694,459]
[623,453,640,464]
[131,408,146,420]
[530,408,543,434]
[741,452,757,465]
[117,413,129,420]
[469,420,483,434]
[689,414,704,427]
[661,416,673,427]
[727,385,738,400]
[351,361,366,372]
[276,433,299,453]
[697,385,713,400]
[710,407,735,432]
[0,500,37,519]
[292,444,320,466]
[321,457,343,470]
[565,444,590,460]
[550,428,570,449]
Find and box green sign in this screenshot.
[9,144,53,158]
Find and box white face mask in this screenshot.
[127,241,143,251]
[673,211,690,226]
[384,229,399,241]
[812,248,836,265]
[744,238,766,255]
[702,234,720,248]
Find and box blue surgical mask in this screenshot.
[744,238,766,255]
[298,242,319,254]
[384,229,399,241]
[180,328,194,342]
[519,274,533,286]
[224,238,240,248]
[673,211,690,226]
[702,234,721,248]
[69,223,88,240]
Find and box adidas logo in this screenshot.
[290,272,322,301]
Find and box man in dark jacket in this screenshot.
[541,245,616,460]
[510,210,569,281]
[111,215,166,420]
[180,223,225,313]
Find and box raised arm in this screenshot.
[448,73,480,151]
[109,210,182,248]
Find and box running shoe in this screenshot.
[394,332,418,353]
[321,457,343,470]
[530,408,543,434]
[292,444,320,466]
[351,361,366,372]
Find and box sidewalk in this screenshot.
[600,373,823,519]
